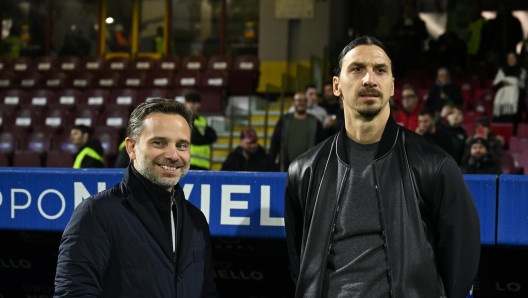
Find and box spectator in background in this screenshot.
[289,83,328,124]
[486,3,523,68]
[426,67,464,114]
[416,108,458,159]
[466,7,487,67]
[391,3,428,77]
[466,117,503,164]
[393,84,423,132]
[270,91,325,171]
[432,31,468,71]
[221,127,276,172]
[460,137,502,174]
[70,124,104,168]
[439,105,467,164]
[185,91,217,170]
[320,82,341,115]
[492,52,527,133]
[324,98,344,136]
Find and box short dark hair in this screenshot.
[304,83,317,93]
[127,98,194,141]
[72,125,93,137]
[402,84,418,96]
[334,35,393,76]
[418,107,435,118]
[184,90,202,103]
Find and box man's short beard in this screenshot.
[357,107,383,120]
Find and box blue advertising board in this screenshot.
[0,168,288,238]
[497,175,528,246]
[0,168,518,245]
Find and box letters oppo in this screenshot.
[1,183,284,227]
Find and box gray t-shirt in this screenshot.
[322,136,390,298]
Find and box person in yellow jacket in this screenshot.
[70,125,105,168]
[184,91,217,170]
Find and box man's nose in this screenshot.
[362,70,377,87]
[165,145,181,161]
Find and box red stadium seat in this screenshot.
[94,71,120,89]
[117,70,146,88]
[158,56,181,71]
[0,71,17,89]
[70,108,98,127]
[182,54,207,71]
[207,55,232,71]
[79,88,110,113]
[138,88,169,103]
[33,56,56,72]
[132,57,156,71]
[229,55,259,95]
[98,108,129,131]
[11,108,40,133]
[81,56,104,72]
[0,89,28,112]
[517,123,528,138]
[57,56,80,72]
[145,70,174,88]
[105,57,130,71]
[0,57,11,71]
[490,122,514,148]
[108,88,139,110]
[10,57,32,73]
[0,132,19,155]
[24,89,56,110]
[15,71,43,89]
[51,89,83,111]
[41,108,70,134]
[43,71,68,89]
[198,69,229,113]
[65,70,95,89]
[46,151,74,168]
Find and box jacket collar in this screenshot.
[336,113,399,164]
[123,164,175,260]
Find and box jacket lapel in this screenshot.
[127,194,174,260]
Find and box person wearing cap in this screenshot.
[70,124,105,168]
[184,90,217,170]
[460,137,502,174]
[221,127,276,172]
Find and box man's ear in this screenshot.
[125,137,136,161]
[333,76,341,97]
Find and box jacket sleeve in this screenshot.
[284,169,303,284]
[54,200,110,297]
[432,157,480,298]
[220,154,234,171]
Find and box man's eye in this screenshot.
[177,143,189,150]
[153,141,163,146]
[377,68,387,73]
[351,67,361,72]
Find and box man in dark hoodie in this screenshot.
[70,124,105,168]
[221,127,276,172]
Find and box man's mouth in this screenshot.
[160,165,178,171]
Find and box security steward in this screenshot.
[70,124,105,168]
[184,91,217,170]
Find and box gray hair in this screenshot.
[127,98,194,141]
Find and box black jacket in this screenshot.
[75,138,105,168]
[460,156,502,175]
[221,145,277,172]
[55,165,218,297]
[269,113,325,172]
[285,116,480,298]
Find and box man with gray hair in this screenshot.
[55,99,218,297]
